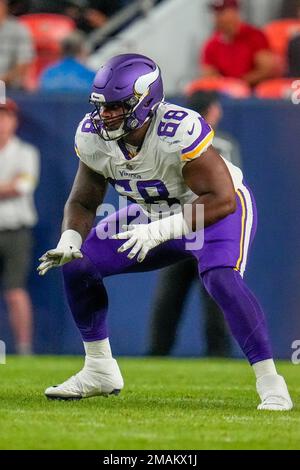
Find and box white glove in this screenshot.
[38,230,83,276]
[112,212,190,263]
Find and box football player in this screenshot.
[38,54,292,410]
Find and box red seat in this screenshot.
[19,14,76,90]
[185,77,251,98]
[255,78,299,99]
[264,19,300,58]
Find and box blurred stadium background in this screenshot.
[1,0,300,361]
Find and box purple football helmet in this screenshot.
[89,53,164,140]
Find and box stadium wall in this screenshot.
[0,93,299,360]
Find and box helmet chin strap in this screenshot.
[101,114,151,142]
[100,108,139,141]
[100,121,129,141]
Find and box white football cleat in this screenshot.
[45,357,124,400]
[256,374,293,411]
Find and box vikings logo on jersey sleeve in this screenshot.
[154,103,214,163]
[179,113,214,163]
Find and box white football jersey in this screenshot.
[75,102,244,219]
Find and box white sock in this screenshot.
[252,359,277,380]
[83,339,112,359]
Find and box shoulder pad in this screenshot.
[156,104,214,159]
[74,114,103,161]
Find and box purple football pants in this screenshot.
[63,183,273,365]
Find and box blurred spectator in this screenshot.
[201,0,277,87]
[280,1,300,77]
[241,0,282,27]
[0,99,40,355]
[80,0,122,33]
[148,257,232,357]
[281,0,300,77]
[147,91,242,358]
[0,0,34,88]
[29,0,122,33]
[40,30,95,92]
[280,0,300,18]
[191,91,242,168]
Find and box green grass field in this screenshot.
[0,357,299,450]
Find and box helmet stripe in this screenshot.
[134,66,160,97]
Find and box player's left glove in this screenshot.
[112,212,190,263]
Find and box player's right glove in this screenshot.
[37,230,83,276]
